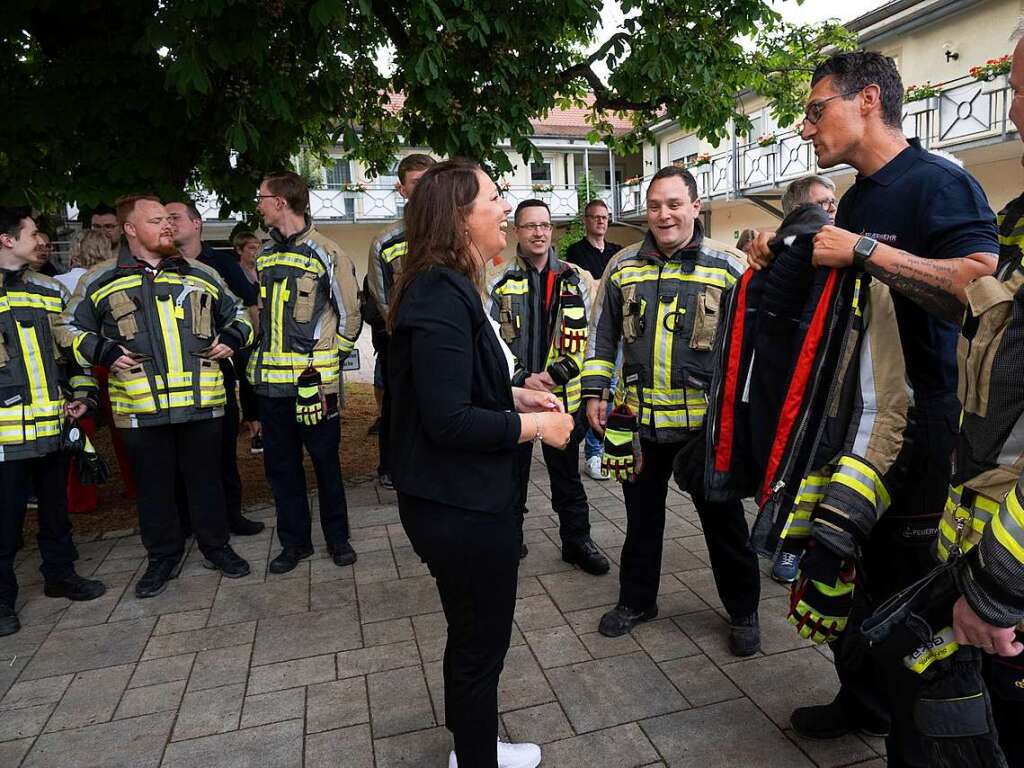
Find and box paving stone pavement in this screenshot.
[0,449,888,767]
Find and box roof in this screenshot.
[385,93,634,139]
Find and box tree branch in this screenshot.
[369,0,409,49]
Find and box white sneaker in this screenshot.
[585,455,609,480]
[448,740,542,768]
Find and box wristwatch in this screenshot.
[852,236,878,270]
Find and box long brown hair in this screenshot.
[388,158,483,332]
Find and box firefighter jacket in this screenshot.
[62,248,253,429]
[0,267,97,461]
[484,248,592,414]
[939,245,1024,628]
[581,221,744,443]
[247,219,361,398]
[704,205,911,562]
[366,222,406,324]
[995,192,1024,273]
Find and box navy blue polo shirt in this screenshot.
[835,138,997,401]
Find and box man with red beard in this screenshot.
[63,196,255,598]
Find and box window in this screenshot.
[325,159,352,188]
[530,160,553,184]
[667,135,699,164]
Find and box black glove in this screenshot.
[76,435,110,486]
[671,427,706,493]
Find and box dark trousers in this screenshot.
[0,452,77,606]
[399,493,519,768]
[516,411,591,545]
[377,338,391,477]
[221,365,243,522]
[986,651,1024,765]
[620,439,760,618]
[120,419,229,562]
[236,350,259,423]
[259,394,350,549]
[832,401,959,768]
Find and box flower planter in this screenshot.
[980,73,1008,94]
[904,96,937,115]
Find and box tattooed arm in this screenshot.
[810,225,996,322]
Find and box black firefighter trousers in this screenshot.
[619,439,760,619]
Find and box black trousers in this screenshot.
[399,493,519,768]
[220,364,244,523]
[0,452,77,606]
[986,650,1024,765]
[620,439,760,618]
[119,419,229,562]
[832,400,959,768]
[259,394,350,550]
[235,350,259,423]
[377,337,391,477]
[516,411,591,545]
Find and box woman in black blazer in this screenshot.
[388,159,574,768]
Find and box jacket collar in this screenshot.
[514,246,568,276]
[269,215,313,247]
[638,218,705,264]
[116,245,186,273]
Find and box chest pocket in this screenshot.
[621,284,646,344]
[182,288,215,340]
[108,291,139,340]
[293,275,317,324]
[689,286,722,351]
[958,274,1022,417]
[498,295,519,343]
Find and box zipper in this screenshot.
[140,272,165,413]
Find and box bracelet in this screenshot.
[532,415,543,444]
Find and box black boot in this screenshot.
[202,545,251,578]
[269,545,314,574]
[791,698,890,740]
[328,541,357,567]
[728,613,761,657]
[135,556,184,599]
[0,603,20,637]
[229,515,265,536]
[44,574,107,601]
[598,604,658,637]
[562,538,610,575]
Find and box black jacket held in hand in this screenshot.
[388,267,522,515]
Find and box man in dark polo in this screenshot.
[565,199,621,280]
[747,51,998,767]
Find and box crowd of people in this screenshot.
[0,46,1022,768]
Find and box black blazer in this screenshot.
[388,267,522,514]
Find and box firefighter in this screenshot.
[250,171,362,574]
[63,195,254,598]
[0,207,107,636]
[583,166,762,654]
[485,199,609,576]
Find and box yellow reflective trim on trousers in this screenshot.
[654,295,677,393]
[91,275,144,305]
[256,253,325,275]
[382,242,407,263]
[269,280,290,354]
[155,297,184,375]
[16,324,51,405]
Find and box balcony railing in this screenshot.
[619,72,1014,218]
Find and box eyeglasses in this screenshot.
[516,222,552,233]
[813,197,838,212]
[585,215,609,222]
[803,90,862,125]
[255,194,279,202]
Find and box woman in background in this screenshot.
[388,159,572,768]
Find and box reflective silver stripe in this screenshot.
[852,321,877,458]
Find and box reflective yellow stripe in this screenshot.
[269,280,290,354]
[257,253,325,275]
[336,334,355,356]
[496,280,529,296]
[92,275,143,304]
[16,324,51,404]
[904,627,959,674]
[154,273,220,298]
[382,242,407,263]
[992,486,1024,564]
[0,293,63,314]
[833,456,891,509]
[616,265,734,289]
[155,297,184,375]
[654,295,676,393]
[583,358,615,377]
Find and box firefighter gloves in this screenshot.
[295,367,325,426]
[559,291,588,354]
[602,405,643,482]
[788,567,855,644]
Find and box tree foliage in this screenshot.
[0,0,855,214]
